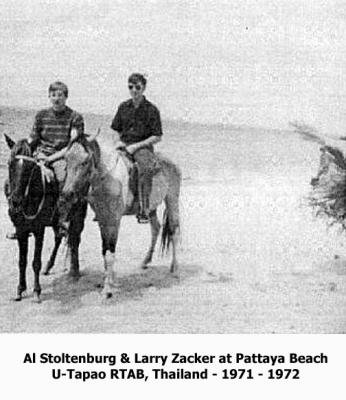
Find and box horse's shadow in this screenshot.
[41,263,201,313]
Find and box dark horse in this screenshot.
[4,134,87,302]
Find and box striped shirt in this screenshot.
[30,106,84,155]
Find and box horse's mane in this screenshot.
[87,134,121,173]
[65,136,99,165]
[86,138,101,166]
[67,134,131,178]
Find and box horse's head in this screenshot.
[4,134,34,212]
[59,139,96,221]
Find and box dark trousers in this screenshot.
[133,148,160,214]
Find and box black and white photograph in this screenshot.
[1,0,346,333]
[2,0,346,397]
[1,0,346,374]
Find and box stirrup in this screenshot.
[136,213,150,224]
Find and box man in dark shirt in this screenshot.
[111,73,162,222]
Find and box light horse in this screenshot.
[59,134,181,298]
[4,134,87,302]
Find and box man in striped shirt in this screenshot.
[29,81,84,184]
[6,81,85,239]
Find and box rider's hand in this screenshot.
[36,153,48,162]
[126,144,139,154]
[37,153,53,166]
[115,141,126,150]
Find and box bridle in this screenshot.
[9,155,49,221]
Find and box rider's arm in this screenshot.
[127,135,162,153]
[111,106,126,148]
[45,128,79,164]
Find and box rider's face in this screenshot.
[49,89,67,111]
[128,81,145,102]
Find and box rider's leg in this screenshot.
[133,149,158,223]
[51,160,67,234]
[51,159,66,191]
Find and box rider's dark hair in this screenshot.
[48,81,69,98]
[128,73,147,87]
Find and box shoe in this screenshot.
[136,213,150,224]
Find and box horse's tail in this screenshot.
[160,208,174,254]
[158,154,181,254]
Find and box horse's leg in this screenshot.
[67,201,87,278]
[140,210,161,269]
[15,232,29,301]
[100,223,120,298]
[32,228,45,303]
[42,226,62,275]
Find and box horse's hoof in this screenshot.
[43,264,53,275]
[170,267,179,279]
[14,290,27,301]
[33,294,41,304]
[68,272,80,281]
[140,263,149,270]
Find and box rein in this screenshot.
[14,155,50,221]
[15,155,37,163]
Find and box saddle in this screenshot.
[118,150,162,219]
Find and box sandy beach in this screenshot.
[0,107,345,333]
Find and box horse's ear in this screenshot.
[4,133,15,149]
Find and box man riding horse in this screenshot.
[111,73,162,223]
[6,81,85,239]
